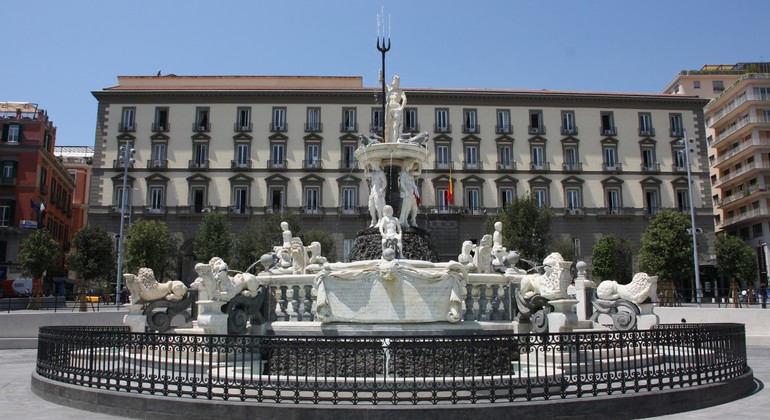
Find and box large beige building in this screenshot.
[89,75,710,280]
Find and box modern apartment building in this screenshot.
[89,75,711,280]
[0,102,75,287]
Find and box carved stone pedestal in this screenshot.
[636,303,659,330]
[123,304,147,332]
[176,301,227,335]
[546,299,579,333]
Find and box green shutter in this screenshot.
[16,124,22,142]
[1,124,7,142]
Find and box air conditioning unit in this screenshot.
[530,128,540,134]
[603,129,614,135]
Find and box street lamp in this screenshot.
[681,131,702,307]
[116,144,135,306]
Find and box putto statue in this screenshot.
[596,272,659,305]
[379,205,403,257]
[124,268,187,304]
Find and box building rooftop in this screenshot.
[54,146,94,158]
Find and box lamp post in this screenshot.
[682,131,703,307]
[116,144,135,306]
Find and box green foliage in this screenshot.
[124,220,179,281]
[638,210,693,288]
[302,229,337,263]
[591,234,634,283]
[231,212,302,273]
[194,212,232,263]
[18,229,60,279]
[66,226,115,285]
[492,194,552,263]
[715,234,758,287]
[549,238,577,264]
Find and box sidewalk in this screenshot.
[5,343,768,419]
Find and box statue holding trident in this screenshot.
[386,75,407,143]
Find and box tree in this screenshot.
[231,212,302,273]
[638,210,693,289]
[18,229,59,281]
[715,234,757,289]
[549,238,577,263]
[194,212,232,263]
[302,229,337,263]
[231,221,262,273]
[591,234,634,283]
[124,220,179,281]
[66,226,115,310]
[491,194,552,264]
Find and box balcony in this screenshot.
[188,160,210,170]
[0,176,16,186]
[562,162,582,173]
[530,162,550,172]
[404,123,420,133]
[339,160,358,170]
[462,124,480,134]
[716,184,767,208]
[496,125,513,135]
[338,206,362,216]
[192,122,211,132]
[717,207,770,228]
[434,161,454,171]
[228,205,252,215]
[711,115,770,147]
[564,207,584,216]
[268,160,288,170]
[641,163,660,173]
[433,124,451,133]
[496,161,516,171]
[463,161,483,171]
[231,160,252,170]
[305,122,323,132]
[670,128,684,138]
[528,126,545,135]
[714,138,770,166]
[601,127,617,137]
[673,163,687,173]
[639,128,655,137]
[144,206,166,215]
[151,122,170,132]
[300,206,324,216]
[147,160,168,170]
[270,122,287,132]
[303,160,323,170]
[427,206,456,214]
[602,163,623,173]
[113,159,133,169]
[118,121,135,132]
[714,160,769,187]
[234,122,253,132]
[369,123,384,133]
[340,123,358,132]
[561,126,578,136]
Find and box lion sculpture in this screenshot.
[596,272,658,305]
[208,257,262,301]
[519,252,572,300]
[124,267,187,305]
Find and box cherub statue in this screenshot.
[379,205,403,257]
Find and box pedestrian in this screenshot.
[760,281,768,309]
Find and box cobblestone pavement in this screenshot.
[3,345,767,419]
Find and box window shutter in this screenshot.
[16,125,22,142]
[1,124,7,142]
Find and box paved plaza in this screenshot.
[1,342,768,419]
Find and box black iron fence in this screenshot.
[36,323,748,405]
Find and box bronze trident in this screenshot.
[377,35,390,139]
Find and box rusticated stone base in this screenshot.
[347,226,439,262]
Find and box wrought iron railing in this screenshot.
[36,323,748,405]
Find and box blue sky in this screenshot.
[3,0,769,146]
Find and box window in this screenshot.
[271,143,286,168]
[342,108,357,131]
[566,188,580,210]
[435,108,450,132]
[753,223,764,238]
[641,147,656,172]
[272,107,287,131]
[669,113,683,137]
[466,188,480,214]
[306,144,321,168]
[0,200,14,227]
[40,166,48,192]
[754,87,770,101]
[500,188,515,208]
[676,189,689,211]
[498,144,513,170]
[236,107,251,131]
[305,187,320,213]
[607,189,621,213]
[693,80,701,89]
[191,187,206,213]
[529,110,544,134]
[149,187,164,213]
[192,142,208,168]
[645,190,659,215]
[435,144,451,170]
[603,146,618,171]
[533,188,548,208]
[269,187,285,212]
[194,108,210,131]
[371,108,384,133]
[674,147,687,171]
[563,145,579,171]
[601,112,615,136]
[6,124,20,143]
[713,80,725,93]
[531,145,545,170]
[43,132,50,150]
[1,161,16,183]
[340,143,356,170]
[561,111,576,134]
[153,107,169,132]
[437,188,450,211]
[115,186,132,210]
[233,187,248,214]
[341,187,357,211]
[306,107,321,131]
[151,142,167,168]
[120,107,135,131]
[463,109,478,133]
[639,113,653,136]
[464,144,479,170]
[404,108,418,132]
[234,143,250,168]
[496,109,511,134]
